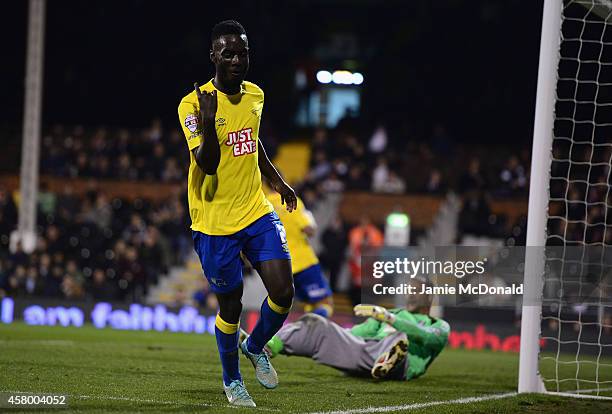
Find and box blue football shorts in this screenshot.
[193,212,291,294]
[293,263,332,303]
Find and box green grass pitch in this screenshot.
[1,322,611,413]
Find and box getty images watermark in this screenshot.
[370,256,524,296]
[360,246,611,307]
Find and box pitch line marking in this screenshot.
[1,390,281,412]
[565,386,612,394]
[304,392,518,414]
[547,391,612,401]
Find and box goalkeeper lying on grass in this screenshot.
[241,281,450,380]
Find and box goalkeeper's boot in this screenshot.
[240,336,279,389]
[223,380,256,407]
[371,337,409,380]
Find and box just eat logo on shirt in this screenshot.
[225,128,256,156]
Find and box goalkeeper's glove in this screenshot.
[353,304,396,324]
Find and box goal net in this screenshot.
[519,0,612,398]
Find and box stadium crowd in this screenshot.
[297,124,530,198]
[37,120,530,198]
[296,123,532,245]
[546,141,612,246]
[7,119,597,304]
[35,119,534,245]
[39,121,189,184]
[0,183,190,303]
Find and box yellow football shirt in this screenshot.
[267,193,319,273]
[178,80,273,235]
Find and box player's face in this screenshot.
[211,34,250,87]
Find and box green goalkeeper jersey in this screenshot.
[350,309,450,380]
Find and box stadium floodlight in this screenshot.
[332,70,353,85]
[316,70,332,84]
[352,72,364,85]
[317,69,364,85]
[519,0,612,399]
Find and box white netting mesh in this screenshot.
[539,0,612,397]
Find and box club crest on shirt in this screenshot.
[225,127,256,156]
[184,113,199,133]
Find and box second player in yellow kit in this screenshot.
[267,192,334,318]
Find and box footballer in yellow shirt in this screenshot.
[267,192,333,318]
[177,20,296,407]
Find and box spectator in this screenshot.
[24,266,44,296]
[147,118,163,142]
[459,157,486,193]
[7,265,28,297]
[55,184,79,224]
[321,172,345,193]
[0,258,8,297]
[62,274,84,299]
[65,259,85,286]
[308,151,332,182]
[378,171,406,194]
[368,125,388,154]
[140,226,167,285]
[45,225,62,255]
[44,265,64,297]
[87,268,117,301]
[424,169,446,194]
[81,193,113,229]
[117,246,146,301]
[499,155,527,195]
[123,213,148,245]
[371,157,389,192]
[162,158,183,182]
[346,164,369,191]
[348,216,384,305]
[146,143,166,180]
[458,190,494,238]
[38,182,57,217]
[116,153,137,180]
[320,215,348,292]
[38,253,52,282]
[0,187,17,243]
[311,127,331,155]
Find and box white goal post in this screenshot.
[519,0,612,398]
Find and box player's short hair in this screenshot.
[211,20,247,44]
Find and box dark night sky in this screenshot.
[2,0,543,143]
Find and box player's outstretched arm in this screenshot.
[192,82,221,175]
[258,140,297,212]
[355,304,449,348]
